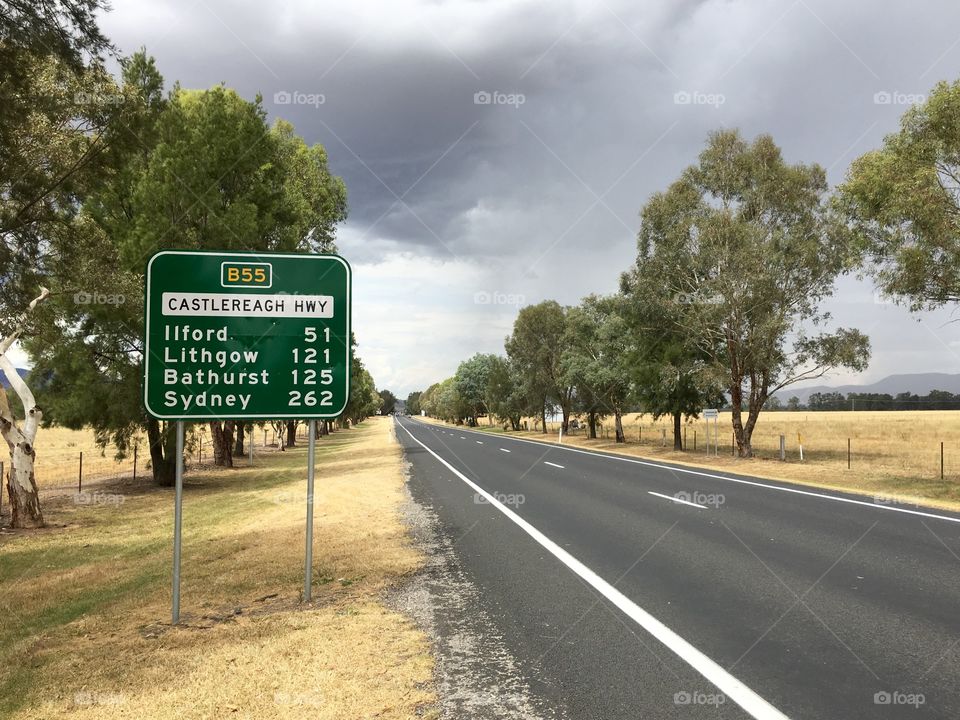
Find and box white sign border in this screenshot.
[144,249,351,420]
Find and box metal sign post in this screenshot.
[172,421,184,624]
[304,419,317,601]
[144,250,351,624]
[703,408,719,457]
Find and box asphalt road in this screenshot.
[394,415,960,720]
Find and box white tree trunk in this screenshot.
[0,287,50,528]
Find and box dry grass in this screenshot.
[0,417,436,720]
[424,410,960,512]
[0,424,290,492]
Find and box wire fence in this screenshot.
[0,422,319,516]
[508,410,960,482]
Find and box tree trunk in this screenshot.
[730,383,751,457]
[673,412,683,451]
[286,420,297,447]
[146,418,176,486]
[510,415,521,431]
[5,438,43,528]
[210,421,234,467]
[0,287,50,527]
[561,406,570,434]
[0,388,44,528]
[614,410,625,443]
[541,405,547,434]
[588,411,597,439]
[233,423,245,456]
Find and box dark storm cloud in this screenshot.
[99,0,960,393]
[105,1,960,266]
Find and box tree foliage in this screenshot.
[505,301,573,433]
[561,295,635,442]
[22,51,351,482]
[840,80,960,310]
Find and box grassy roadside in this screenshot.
[418,415,960,513]
[0,417,436,719]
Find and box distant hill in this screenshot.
[775,373,960,404]
[0,368,28,389]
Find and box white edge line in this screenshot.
[649,491,707,509]
[413,420,960,525]
[396,419,790,720]
[545,461,565,469]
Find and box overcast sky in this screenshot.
[79,0,960,396]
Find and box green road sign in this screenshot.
[144,250,351,420]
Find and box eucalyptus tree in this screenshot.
[486,355,532,431]
[454,353,498,426]
[624,130,869,457]
[562,295,635,442]
[505,301,574,433]
[26,58,349,481]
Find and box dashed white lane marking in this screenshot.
[544,461,565,469]
[500,448,511,453]
[396,419,791,720]
[476,441,484,444]
[648,491,707,509]
[415,420,960,525]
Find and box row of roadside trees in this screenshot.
[0,2,381,528]
[415,82,960,459]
